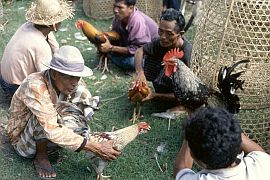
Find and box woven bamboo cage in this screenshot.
[0,0,3,17]
[83,0,114,20]
[191,0,270,152]
[136,0,162,22]
[82,0,162,21]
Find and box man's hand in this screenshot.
[98,35,112,53]
[135,70,147,83]
[84,139,121,161]
[142,88,155,102]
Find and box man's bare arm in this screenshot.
[173,140,193,177]
[240,133,264,154]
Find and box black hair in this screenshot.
[34,24,50,30]
[115,0,136,6]
[160,8,185,33]
[183,107,242,169]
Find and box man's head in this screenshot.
[44,45,93,96]
[183,107,242,169]
[25,0,74,30]
[113,0,136,22]
[159,8,185,48]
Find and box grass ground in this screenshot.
[0,0,197,180]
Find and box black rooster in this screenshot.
[162,48,249,114]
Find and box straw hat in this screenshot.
[25,0,74,26]
[44,45,93,77]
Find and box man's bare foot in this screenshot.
[33,154,56,179]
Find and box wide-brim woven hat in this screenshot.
[43,45,93,77]
[25,0,74,26]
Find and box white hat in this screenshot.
[44,46,93,77]
[25,0,74,26]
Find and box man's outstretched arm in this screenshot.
[173,140,193,177]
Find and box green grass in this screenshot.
[0,0,197,179]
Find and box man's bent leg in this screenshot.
[13,115,56,179]
[110,54,135,70]
[34,139,57,179]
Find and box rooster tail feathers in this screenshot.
[217,59,249,114]
[226,59,250,76]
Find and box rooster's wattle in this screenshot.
[162,48,249,114]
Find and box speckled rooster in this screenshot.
[162,48,249,114]
[57,102,151,180]
[128,80,150,123]
[75,19,120,73]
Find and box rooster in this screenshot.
[162,48,249,114]
[87,122,150,180]
[75,19,120,73]
[57,101,151,180]
[128,80,150,123]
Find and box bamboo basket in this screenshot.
[191,0,270,152]
[0,0,3,17]
[136,0,162,22]
[83,0,114,20]
[83,0,162,21]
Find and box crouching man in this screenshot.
[174,107,270,180]
[7,46,121,179]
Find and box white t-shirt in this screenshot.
[176,151,270,180]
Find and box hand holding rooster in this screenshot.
[84,139,121,161]
[98,35,113,54]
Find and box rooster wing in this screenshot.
[172,60,210,110]
[75,19,120,45]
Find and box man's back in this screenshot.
[1,22,54,85]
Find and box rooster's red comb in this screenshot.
[163,48,184,62]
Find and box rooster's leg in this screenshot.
[131,106,137,124]
[102,56,109,74]
[131,103,142,124]
[98,54,105,70]
[136,103,141,120]
[97,173,111,180]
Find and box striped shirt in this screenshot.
[7,70,99,151]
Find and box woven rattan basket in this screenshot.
[191,0,270,152]
[0,0,3,17]
[83,0,162,21]
[136,0,162,22]
[83,0,114,20]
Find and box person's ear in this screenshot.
[129,5,134,11]
[50,69,57,81]
[179,30,185,36]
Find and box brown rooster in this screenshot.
[57,102,151,180]
[128,80,150,123]
[75,19,120,73]
[162,48,249,114]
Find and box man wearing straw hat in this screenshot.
[7,45,121,179]
[0,0,73,101]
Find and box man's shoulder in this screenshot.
[244,151,270,164]
[175,168,198,180]
[21,72,47,88]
